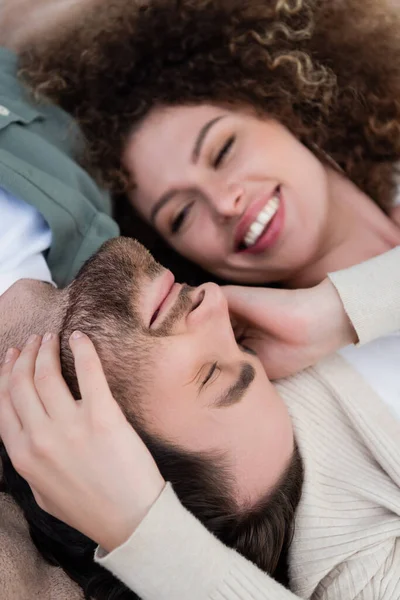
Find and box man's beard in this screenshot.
[147,284,193,338]
[64,236,195,345]
[112,237,194,338]
[59,238,195,411]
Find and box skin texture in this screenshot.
[127,104,400,286]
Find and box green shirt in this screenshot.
[0,47,119,287]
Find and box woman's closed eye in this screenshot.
[169,135,236,234]
[213,135,236,169]
[170,200,195,234]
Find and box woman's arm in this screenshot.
[328,245,400,344]
[0,334,165,552]
[95,484,301,600]
[224,278,357,379]
[0,334,300,600]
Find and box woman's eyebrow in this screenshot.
[150,188,181,224]
[213,362,255,409]
[191,115,226,164]
[150,115,226,224]
[150,115,226,225]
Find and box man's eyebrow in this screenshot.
[213,362,255,409]
[150,115,225,225]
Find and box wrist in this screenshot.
[99,478,166,554]
[313,278,358,351]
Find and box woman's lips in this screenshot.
[237,191,285,255]
[234,185,280,250]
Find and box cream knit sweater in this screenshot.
[96,247,400,600]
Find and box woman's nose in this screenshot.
[208,184,245,221]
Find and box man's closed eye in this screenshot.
[202,361,220,387]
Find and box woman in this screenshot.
[21,0,400,287]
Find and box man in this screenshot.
[1,237,400,600]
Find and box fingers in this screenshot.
[70,332,116,414]
[1,331,119,445]
[0,348,22,446]
[0,348,20,392]
[33,333,76,419]
[7,336,48,428]
[222,285,262,320]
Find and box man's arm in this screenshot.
[0,4,118,353]
[0,188,53,297]
[0,189,55,361]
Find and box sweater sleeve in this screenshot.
[95,484,300,600]
[314,539,400,600]
[327,247,400,345]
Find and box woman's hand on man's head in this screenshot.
[224,278,357,380]
[0,332,165,553]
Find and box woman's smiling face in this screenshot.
[124,103,332,284]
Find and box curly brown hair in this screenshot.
[20,0,400,211]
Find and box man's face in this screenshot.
[68,238,294,507]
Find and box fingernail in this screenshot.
[4,348,16,364]
[71,330,84,340]
[42,332,54,344]
[26,334,38,345]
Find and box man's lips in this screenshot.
[234,185,280,251]
[150,272,206,328]
[150,270,176,326]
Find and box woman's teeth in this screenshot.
[243,195,280,248]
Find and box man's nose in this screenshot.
[188,282,230,326]
[207,184,245,222]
